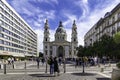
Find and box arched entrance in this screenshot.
[57,46,64,58]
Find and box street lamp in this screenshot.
[24,52,26,69]
[82,57,85,73]
[63,51,66,73]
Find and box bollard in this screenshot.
[4,64,6,74]
[83,63,85,73]
[12,64,14,69]
[45,62,47,73]
[101,67,104,72]
[63,59,66,73]
[24,62,26,69]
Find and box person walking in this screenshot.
[54,57,59,76]
[36,57,40,69]
[49,56,54,75]
[75,58,79,68]
[41,57,45,66]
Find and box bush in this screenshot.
[116,62,120,69]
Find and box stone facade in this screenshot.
[43,20,78,58]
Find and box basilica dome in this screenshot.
[56,21,66,34]
[55,21,67,41]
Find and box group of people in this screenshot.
[36,57,45,68]
[36,56,63,76]
[7,57,14,65]
[75,56,109,67]
[47,56,60,76]
[75,56,99,67]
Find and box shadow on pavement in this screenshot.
[71,72,96,76]
[96,78,111,80]
[29,74,55,77]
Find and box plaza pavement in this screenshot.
[0,61,116,80]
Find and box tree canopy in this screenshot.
[77,34,120,59]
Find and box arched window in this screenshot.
[74,39,76,41]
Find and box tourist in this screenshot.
[75,58,79,68]
[8,57,11,65]
[58,57,62,65]
[54,57,59,76]
[36,57,40,69]
[41,57,45,66]
[49,56,54,74]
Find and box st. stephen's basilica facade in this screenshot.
[43,20,78,58]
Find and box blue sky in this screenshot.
[6,0,120,52]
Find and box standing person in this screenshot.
[8,57,11,65]
[49,56,54,74]
[11,57,15,69]
[54,57,59,76]
[41,57,45,66]
[58,57,62,65]
[11,57,14,64]
[75,58,79,68]
[36,57,40,69]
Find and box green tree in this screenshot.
[39,52,43,57]
[113,32,120,59]
[77,45,84,57]
[114,32,120,44]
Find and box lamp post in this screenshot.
[82,57,85,73]
[24,53,26,69]
[63,52,66,73]
[3,60,6,74]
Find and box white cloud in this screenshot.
[74,0,89,20]
[61,0,120,47]
[34,29,44,52]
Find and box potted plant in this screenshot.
[112,62,120,80]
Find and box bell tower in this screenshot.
[71,20,78,58]
[43,19,50,57]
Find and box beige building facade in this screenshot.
[84,3,120,47]
[0,0,37,58]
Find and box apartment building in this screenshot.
[0,0,37,58]
[84,3,120,47]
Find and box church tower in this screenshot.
[71,20,78,58]
[43,19,50,57]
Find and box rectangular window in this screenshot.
[50,51,52,55]
[0,46,4,50]
[45,46,47,49]
[118,12,120,19]
[45,50,47,55]
[112,16,115,23]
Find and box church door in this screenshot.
[57,46,64,58]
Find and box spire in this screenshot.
[73,20,76,27]
[72,20,77,30]
[44,19,49,29]
[45,19,48,25]
[59,21,63,27]
[73,20,76,25]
